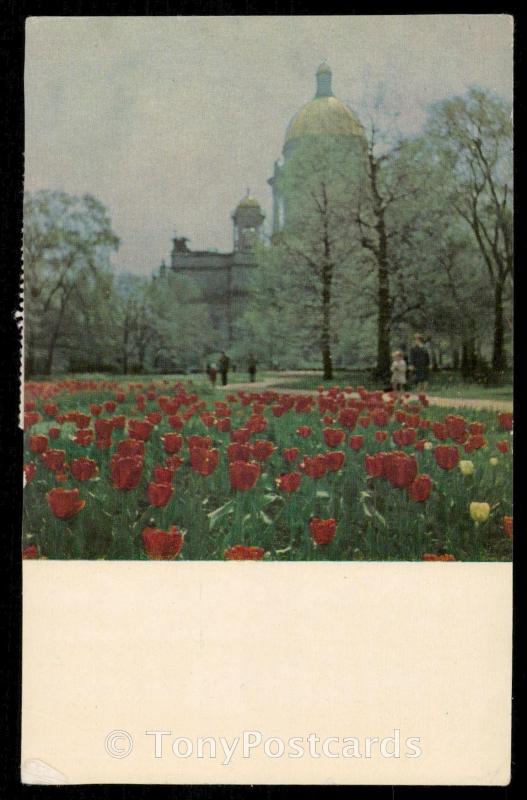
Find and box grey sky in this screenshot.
[25,15,513,275]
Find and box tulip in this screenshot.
[323,428,345,448]
[469,502,490,524]
[434,445,460,471]
[168,414,184,430]
[469,422,485,436]
[375,431,388,443]
[29,434,48,454]
[283,447,299,463]
[71,457,99,481]
[24,412,41,430]
[246,415,267,434]
[422,553,456,562]
[408,474,432,502]
[146,411,162,426]
[300,454,328,479]
[489,457,499,467]
[384,452,418,489]
[432,422,448,441]
[464,435,486,453]
[22,545,39,559]
[142,526,184,560]
[128,419,154,441]
[41,449,66,472]
[104,400,116,413]
[276,472,302,493]
[75,414,91,430]
[503,516,513,539]
[459,460,474,476]
[43,403,58,416]
[364,452,385,478]
[358,416,371,428]
[231,427,251,444]
[216,418,231,433]
[47,487,86,520]
[162,433,184,454]
[229,460,260,491]
[496,440,509,454]
[296,426,312,438]
[251,440,275,461]
[90,404,102,416]
[153,466,174,485]
[445,415,466,440]
[337,408,359,430]
[117,438,145,457]
[110,455,143,490]
[324,451,345,472]
[147,482,173,507]
[497,412,513,431]
[224,545,265,560]
[74,429,94,446]
[165,455,184,472]
[309,518,337,546]
[349,435,364,451]
[190,447,220,476]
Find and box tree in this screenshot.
[271,135,367,379]
[23,191,119,374]
[425,88,513,375]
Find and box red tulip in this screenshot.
[41,449,66,472]
[300,454,327,479]
[74,429,94,446]
[497,412,513,431]
[47,487,86,520]
[168,414,184,430]
[110,455,143,490]
[229,460,260,491]
[349,435,364,451]
[90,404,102,416]
[384,452,418,488]
[469,422,485,435]
[224,545,265,560]
[227,443,252,463]
[75,413,91,430]
[22,545,39,559]
[324,451,345,472]
[432,422,448,441]
[251,439,275,461]
[147,482,173,507]
[434,445,460,470]
[496,440,509,454]
[104,400,116,413]
[162,433,184,454]
[111,415,126,430]
[296,426,312,438]
[309,517,337,546]
[146,411,162,426]
[445,415,466,440]
[43,403,58,416]
[422,553,456,562]
[128,419,154,441]
[187,435,213,451]
[231,427,251,444]
[364,452,385,478]
[48,427,60,440]
[337,408,359,430]
[29,434,48,454]
[24,412,42,430]
[165,455,184,472]
[464,435,487,453]
[153,466,174,485]
[358,416,371,428]
[246,415,267,434]
[276,472,302,493]
[143,526,184,560]
[71,457,98,481]
[372,409,390,427]
[503,516,513,539]
[118,438,145,457]
[408,474,432,502]
[392,427,417,447]
[216,418,231,433]
[283,447,299,462]
[190,447,220,476]
[323,428,345,448]
[94,418,113,441]
[375,431,388,443]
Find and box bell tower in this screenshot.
[232,191,265,252]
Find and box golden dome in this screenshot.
[237,195,261,209]
[285,95,364,145]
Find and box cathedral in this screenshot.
[157,62,364,345]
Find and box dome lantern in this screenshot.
[316,61,333,98]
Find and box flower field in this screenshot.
[22,379,513,561]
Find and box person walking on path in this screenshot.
[391,350,407,394]
[409,334,431,391]
[207,363,217,387]
[247,353,257,383]
[218,351,230,386]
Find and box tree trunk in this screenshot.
[492,280,506,374]
[321,267,333,381]
[375,235,391,382]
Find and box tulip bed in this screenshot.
[22,378,513,561]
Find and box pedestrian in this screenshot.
[208,363,217,387]
[218,351,230,386]
[391,350,407,394]
[248,353,257,383]
[409,334,431,391]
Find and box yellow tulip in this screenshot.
[459,460,474,476]
[470,502,490,523]
[489,457,499,466]
[423,441,433,450]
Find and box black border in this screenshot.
[1,3,523,799]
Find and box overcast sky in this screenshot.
[25,15,513,275]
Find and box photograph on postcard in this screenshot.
[22,16,513,563]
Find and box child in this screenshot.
[391,350,407,393]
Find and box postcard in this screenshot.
[21,15,513,785]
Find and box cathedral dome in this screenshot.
[284,62,363,147]
[236,194,261,210]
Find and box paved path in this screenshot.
[217,373,513,413]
